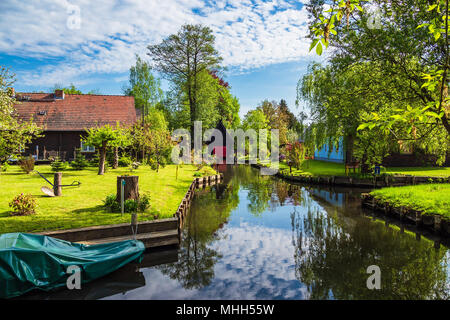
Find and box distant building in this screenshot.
[314,137,345,163]
[13,89,136,161]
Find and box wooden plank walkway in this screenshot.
[77,229,179,248]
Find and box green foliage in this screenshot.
[123,54,163,116]
[18,156,35,174]
[138,193,151,212]
[50,156,68,172]
[305,0,450,156]
[70,152,89,170]
[148,24,223,134]
[0,162,9,172]
[124,199,138,213]
[83,123,126,175]
[288,142,307,170]
[9,193,37,216]
[103,193,151,213]
[371,184,450,218]
[0,67,42,163]
[51,84,101,95]
[118,155,132,167]
[132,112,172,172]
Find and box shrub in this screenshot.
[70,153,89,170]
[0,162,10,172]
[18,156,35,174]
[138,193,151,212]
[124,199,138,213]
[103,192,150,213]
[90,153,100,166]
[51,156,68,172]
[9,193,37,216]
[118,156,132,167]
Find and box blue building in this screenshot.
[314,137,345,163]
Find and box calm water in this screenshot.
[26,165,450,300]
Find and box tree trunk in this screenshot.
[345,133,355,163]
[98,141,107,175]
[54,172,62,196]
[116,175,139,202]
[113,147,119,169]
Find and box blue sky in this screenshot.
[0,0,319,117]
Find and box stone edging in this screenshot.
[361,193,450,237]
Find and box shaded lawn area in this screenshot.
[370,184,450,218]
[0,164,203,234]
[277,160,450,177]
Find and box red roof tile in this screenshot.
[13,93,136,131]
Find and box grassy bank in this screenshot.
[370,184,450,218]
[0,164,213,234]
[277,160,450,177]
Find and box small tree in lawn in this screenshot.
[83,124,122,175]
[110,127,132,169]
[134,109,172,172]
[288,141,307,170]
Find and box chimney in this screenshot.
[54,89,65,100]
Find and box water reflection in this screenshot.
[23,165,450,299]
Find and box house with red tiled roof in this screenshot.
[13,89,136,161]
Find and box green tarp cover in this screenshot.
[0,233,145,299]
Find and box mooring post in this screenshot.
[121,179,125,215]
[53,172,62,196]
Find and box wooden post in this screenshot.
[116,176,139,202]
[54,172,62,196]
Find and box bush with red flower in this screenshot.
[9,193,37,216]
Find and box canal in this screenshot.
[26,165,450,299]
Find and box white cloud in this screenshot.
[0,0,312,86]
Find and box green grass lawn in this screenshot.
[0,164,211,234]
[370,184,450,218]
[277,160,450,177]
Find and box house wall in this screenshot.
[382,152,450,167]
[314,138,345,163]
[24,131,90,161]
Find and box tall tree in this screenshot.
[123,55,163,120]
[148,24,223,137]
[306,0,450,140]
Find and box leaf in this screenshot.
[427,4,437,11]
[434,31,441,41]
[425,111,442,119]
[357,123,370,131]
[309,39,319,52]
[316,41,323,55]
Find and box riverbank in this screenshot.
[278,160,450,177]
[0,164,214,234]
[252,163,450,188]
[361,186,450,236]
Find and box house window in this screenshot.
[81,141,95,152]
